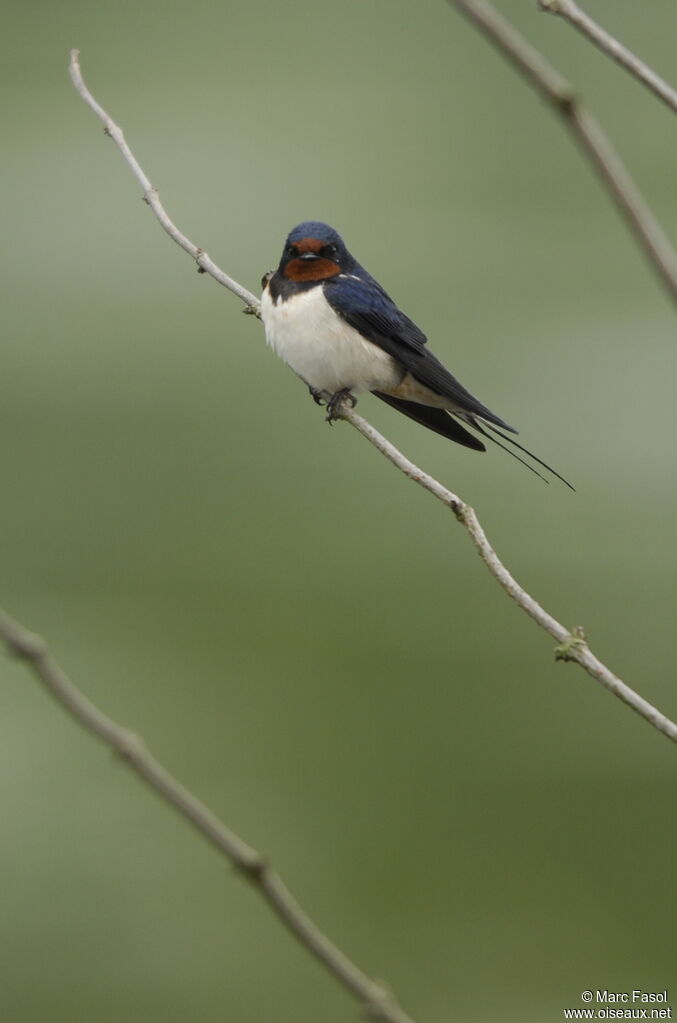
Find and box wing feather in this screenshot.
[324,275,516,433]
[373,392,486,451]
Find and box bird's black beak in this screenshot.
[299,251,320,261]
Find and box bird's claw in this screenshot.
[309,386,328,407]
[325,389,357,423]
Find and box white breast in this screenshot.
[260,284,403,396]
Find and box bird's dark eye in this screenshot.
[286,244,299,258]
[321,244,338,260]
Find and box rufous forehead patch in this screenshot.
[294,237,324,253]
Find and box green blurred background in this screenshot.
[2,2,676,1020]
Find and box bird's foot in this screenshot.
[309,386,328,407]
[325,389,357,423]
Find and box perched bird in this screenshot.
[261,221,571,487]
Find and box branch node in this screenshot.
[550,85,578,114]
[114,729,147,763]
[238,854,269,882]
[450,500,467,522]
[362,979,402,1022]
[538,0,563,12]
[555,625,588,662]
[4,628,47,662]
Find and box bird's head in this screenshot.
[277,221,354,282]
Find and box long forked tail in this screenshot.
[463,415,575,490]
[373,392,574,489]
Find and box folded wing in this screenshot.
[324,274,516,434]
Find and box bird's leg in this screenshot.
[325,388,357,423]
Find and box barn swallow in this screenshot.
[260,221,571,487]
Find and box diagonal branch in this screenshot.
[69,51,260,315]
[0,606,415,1023]
[340,406,677,743]
[66,48,677,745]
[447,0,677,306]
[539,0,677,115]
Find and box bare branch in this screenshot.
[447,0,677,306]
[339,405,677,744]
[68,50,261,315]
[0,606,415,1023]
[539,0,677,115]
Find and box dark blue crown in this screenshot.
[286,221,345,247]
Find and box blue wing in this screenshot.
[323,273,516,433]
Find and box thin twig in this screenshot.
[447,0,677,306]
[539,0,677,115]
[0,606,415,1023]
[68,51,260,315]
